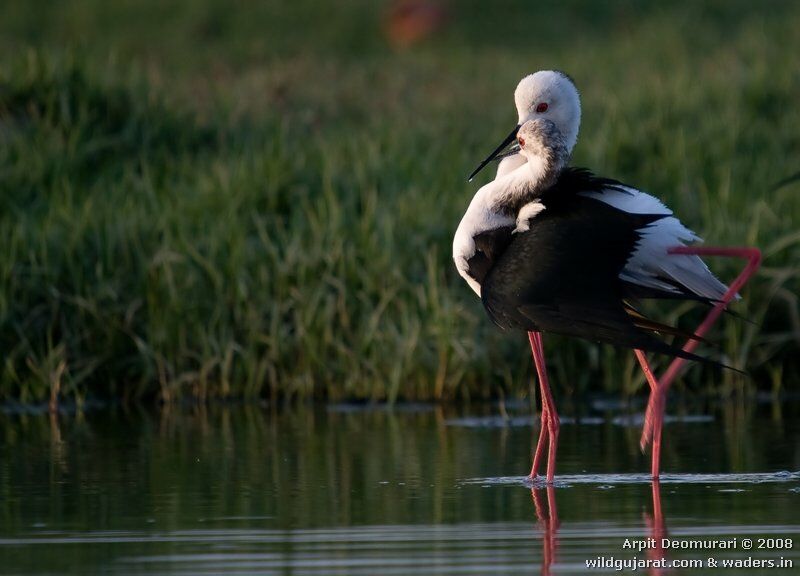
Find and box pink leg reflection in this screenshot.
[531,485,559,576]
[644,480,667,576]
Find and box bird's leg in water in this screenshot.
[530,406,549,479]
[638,246,761,478]
[528,331,560,483]
[529,332,548,479]
[634,349,663,479]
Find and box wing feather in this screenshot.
[583,186,732,301]
[481,195,682,356]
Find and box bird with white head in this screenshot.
[453,70,762,484]
[467,71,581,181]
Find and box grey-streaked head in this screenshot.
[516,118,569,164]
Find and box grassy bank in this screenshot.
[1,1,799,404]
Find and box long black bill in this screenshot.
[467,124,521,182]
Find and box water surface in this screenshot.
[1,399,799,574]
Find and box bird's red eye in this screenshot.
[518,136,526,147]
[535,102,549,113]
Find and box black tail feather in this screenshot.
[636,334,747,375]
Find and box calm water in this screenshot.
[1,399,799,575]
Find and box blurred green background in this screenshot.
[1,0,798,405]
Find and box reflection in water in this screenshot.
[0,402,798,574]
[645,480,667,576]
[531,481,667,576]
[531,486,559,576]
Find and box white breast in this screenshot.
[453,181,516,297]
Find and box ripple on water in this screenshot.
[0,524,573,576]
[4,522,800,576]
[444,414,711,428]
[444,415,605,428]
[461,470,800,488]
[611,414,715,427]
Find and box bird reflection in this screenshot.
[644,480,667,576]
[531,486,559,576]
[531,481,667,576]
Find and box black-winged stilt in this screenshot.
[453,71,761,483]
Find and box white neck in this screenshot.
[487,154,552,212]
[452,156,553,296]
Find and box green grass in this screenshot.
[1,1,799,404]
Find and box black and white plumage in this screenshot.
[453,77,730,359]
[453,70,758,484]
[479,168,708,359]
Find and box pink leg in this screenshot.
[529,332,549,479]
[530,404,549,478]
[639,246,761,477]
[635,349,658,391]
[528,331,560,483]
[635,349,663,478]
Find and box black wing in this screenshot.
[481,195,706,359]
[464,226,515,286]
